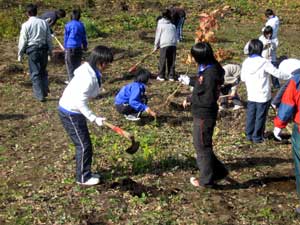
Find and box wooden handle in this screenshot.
[103,121,132,140]
[128,50,156,72]
[52,35,65,51]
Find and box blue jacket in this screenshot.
[64,20,87,49]
[115,82,148,112]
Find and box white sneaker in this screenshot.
[91,173,100,178]
[168,78,175,81]
[125,114,140,121]
[233,105,243,110]
[76,177,99,186]
[156,76,165,81]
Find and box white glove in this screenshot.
[17,55,22,62]
[178,75,190,85]
[95,117,106,126]
[273,127,282,141]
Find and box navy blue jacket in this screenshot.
[115,82,148,112]
[64,20,87,49]
[40,11,58,27]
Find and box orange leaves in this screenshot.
[214,48,234,62]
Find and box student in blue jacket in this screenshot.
[115,69,157,121]
[64,9,88,81]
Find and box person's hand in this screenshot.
[95,117,106,126]
[146,108,156,118]
[182,99,190,109]
[178,75,190,85]
[273,127,282,141]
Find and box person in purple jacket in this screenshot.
[115,69,157,121]
[64,9,88,81]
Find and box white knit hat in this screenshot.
[279,58,300,76]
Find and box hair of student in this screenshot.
[162,8,172,21]
[248,39,263,56]
[263,26,273,36]
[57,9,66,18]
[26,4,38,16]
[265,9,274,17]
[134,68,151,84]
[71,9,81,20]
[88,46,114,71]
[191,42,217,65]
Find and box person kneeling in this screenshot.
[115,69,156,121]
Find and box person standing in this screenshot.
[263,9,280,88]
[58,46,113,186]
[170,5,186,42]
[18,3,52,102]
[178,42,228,188]
[154,9,177,81]
[40,8,66,33]
[273,62,300,214]
[241,39,290,143]
[64,9,88,81]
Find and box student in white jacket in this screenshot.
[58,46,113,186]
[241,39,291,143]
[154,9,177,81]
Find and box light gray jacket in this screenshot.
[154,18,177,50]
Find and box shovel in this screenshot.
[128,49,156,73]
[103,121,139,154]
[51,34,65,51]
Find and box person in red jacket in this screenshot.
[273,60,300,213]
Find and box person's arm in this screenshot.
[264,62,292,80]
[128,84,148,112]
[81,22,88,50]
[46,23,53,56]
[154,24,162,50]
[274,79,297,128]
[18,24,27,60]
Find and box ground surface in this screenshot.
[1,0,300,224]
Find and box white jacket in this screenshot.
[264,16,280,40]
[154,18,177,49]
[258,35,278,62]
[241,56,291,103]
[59,62,100,122]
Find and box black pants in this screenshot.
[115,104,140,116]
[65,48,83,81]
[58,110,93,183]
[159,46,176,79]
[193,117,228,186]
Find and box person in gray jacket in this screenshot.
[154,9,177,81]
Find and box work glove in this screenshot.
[17,55,22,62]
[95,117,106,126]
[178,75,190,85]
[273,127,282,141]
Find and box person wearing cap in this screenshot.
[114,68,157,121]
[273,59,300,214]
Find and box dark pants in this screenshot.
[159,46,176,79]
[27,47,49,101]
[271,61,280,88]
[58,110,93,183]
[292,124,300,196]
[246,100,270,142]
[115,104,139,116]
[65,48,83,81]
[193,117,228,186]
[271,79,290,108]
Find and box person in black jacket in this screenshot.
[178,42,228,188]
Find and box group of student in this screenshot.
[17,3,300,213]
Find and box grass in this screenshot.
[1,0,300,224]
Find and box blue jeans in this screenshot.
[27,46,49,101]
[176,17,185,41]
[58,110,93,183]
[292,124,300,196]
[246,101,271,142]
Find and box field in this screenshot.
[1,0,300,224]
